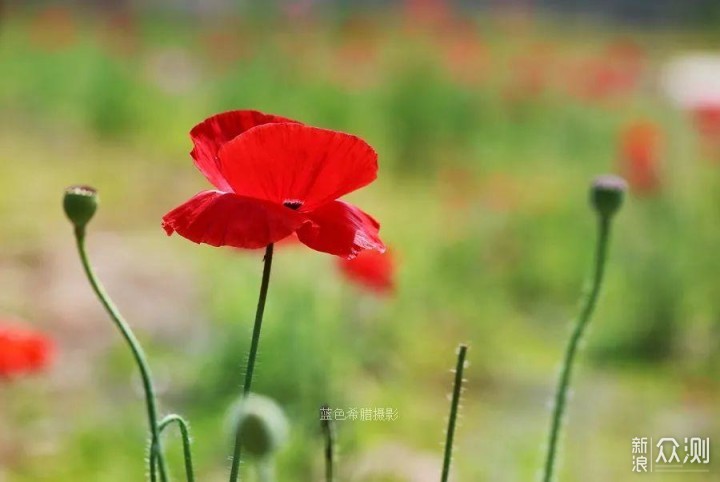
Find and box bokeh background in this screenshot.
[1,1,720,481]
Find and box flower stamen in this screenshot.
[283,200,304,210]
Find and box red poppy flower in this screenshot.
[29,6,78,51]
[618,120,662,195]
[338,249,395,294]
[691,103,720,140]
[403,0,453,32]
[162,110,385,259]
[568,41,644,103]
[0,324,54,379]
[504,46,555,103]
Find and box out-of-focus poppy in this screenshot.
[338,249,395,294]
[0,324,54,379]
[200,29,251,68]
[29,6,77,51]
[691,103,720,141]
[618,121,662,195]
[100,10,140,57]
[440,22,489,86]
[330,15,382,89]
[569,40,644,102]
[504,44,556,104]
[402,0,453,33]
[661,55,720,157]
[163,110,385,259]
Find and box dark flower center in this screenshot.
[283,200,303,210]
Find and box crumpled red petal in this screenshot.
[190,110,300,192]
[162,190,312,249]
[296,200,385,259]
[219,123,378,211]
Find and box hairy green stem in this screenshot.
[321,404,335,482]
[542,216,611,482]
[441,344,468,482]
[74,227,168,482]
[228,243,275,482]
[153,414,195,482]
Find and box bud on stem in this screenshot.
[542,175,625,482]
[230,394,289,460]
[63,185,98,234]
[590,175,627,219]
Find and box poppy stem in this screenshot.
[73,227,169,482]
[152,414,195,482]
[321,404,335,482]
[441,344,468,482]
[542,216,612,482]
[229,243,275,482]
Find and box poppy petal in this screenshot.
[296,201,385,259]
[338,249,395,294]
[190,110,300,191]
[219,123,378,211]
[162,190,311,249]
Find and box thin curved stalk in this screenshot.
[151,414,195,482]
[229,243,275,482]
[542,217,611,482]
[74,227,168,482]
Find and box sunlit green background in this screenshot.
[1,2,719,481]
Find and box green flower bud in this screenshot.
[590,175,627,218]
[229,394,289,459]
[63,186,98,230]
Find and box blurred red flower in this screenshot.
[441,23,489,86]
[338,249,395,294]
[29,6,77,51]
[331,17,382,90]
[618,121,662,195]
[0,324,54,379]
[569,40,645,102]
[163,110,385,259]
[691,103,720,141]
[505,45,556,103]
[402,0,453,32]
